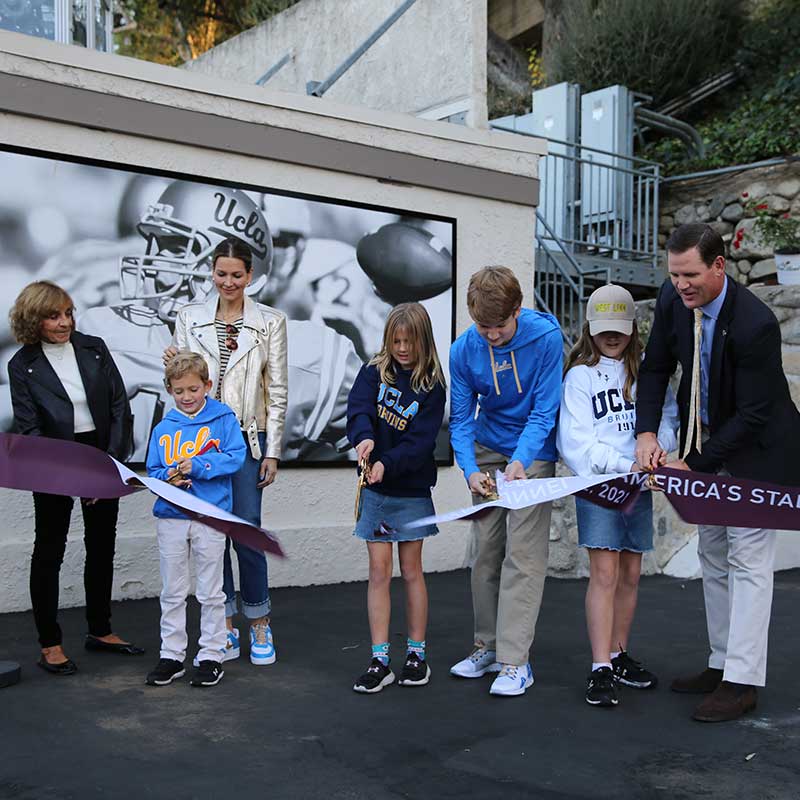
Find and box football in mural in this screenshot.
[356,222,452,305]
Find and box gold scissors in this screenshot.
[355,457,372,521]
[483,471,499,501]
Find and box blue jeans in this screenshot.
[223,432,271,620]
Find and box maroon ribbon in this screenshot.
[579,467,800,530]
[650,468,800,530]
[0,433,283,556]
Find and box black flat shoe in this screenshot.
[85,635,145,655]
[37,657,77,676]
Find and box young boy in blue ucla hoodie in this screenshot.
[448,266,562,698]
[144,351,246,689]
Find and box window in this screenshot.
[1,0,109,50]
[0,1,56,40]
[71,0,86,45]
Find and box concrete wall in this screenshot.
[0,31,543,613]
[488,0,544,43]
[184,0,488,128]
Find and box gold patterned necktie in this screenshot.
[682,307,704,459]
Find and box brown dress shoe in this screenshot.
[692,681,757,722]
[670,667,723,694]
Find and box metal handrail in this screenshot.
[306,0,417,97]
[537,145,661,266]
[534,209,610,349]
[490,124,662,168]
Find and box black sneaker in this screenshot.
[190,660,224,687]
[145,658,185,686]
[586,666,619,707]
[353,658,395,693]
[398,652,431,686]
[612,650,658,689]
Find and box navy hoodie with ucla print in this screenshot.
[146,396,246,519]
[347,363,445,498]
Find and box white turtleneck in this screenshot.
[41,340,96,433]
[557,355,678,477]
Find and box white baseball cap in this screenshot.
[586,284,635,335]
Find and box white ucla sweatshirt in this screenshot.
[557,356,679,477]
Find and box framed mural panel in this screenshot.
[0,146,455,464]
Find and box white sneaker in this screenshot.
[250,621,276,665]
[450,646,501,678]
[489,663,534,696]
[193,628,240,668]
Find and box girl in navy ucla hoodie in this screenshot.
[346,302,446,694]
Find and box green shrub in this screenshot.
[639,0,800,173]
[551,0,744,107]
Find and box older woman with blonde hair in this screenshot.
[8,281,143,675]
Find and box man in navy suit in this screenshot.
[635,223,800,722]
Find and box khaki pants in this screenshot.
[470,443,555,666]
[695,431,775,686]
[697,523,775,686]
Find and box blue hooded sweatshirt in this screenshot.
[449,307,562,480]
[146,396,247,519]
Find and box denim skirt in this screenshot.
[575,490,653,552]
[354,488,439,543]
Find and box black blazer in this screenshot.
[636,277,800,486]
[8,331,133,462]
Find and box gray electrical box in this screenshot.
[531,82,579,247]
[579,85,634,238]
[492,82,580,248]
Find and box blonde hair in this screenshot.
[467,266,523,325]
[370,303,445,393]
[564,320,642,403]
[165,351,210,387]
[9,281,75,345]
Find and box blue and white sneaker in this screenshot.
[192,628,240,668]
[450,646,501,678]
[489,663,534,696]
[249,621,276,666]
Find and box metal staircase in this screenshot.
[534,209,609,347]
[492,125,664,349]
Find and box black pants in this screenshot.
[30,490,120,648]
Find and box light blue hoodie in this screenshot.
[146,397,246,519]
[449,308,562,480]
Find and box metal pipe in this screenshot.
[307,0,417,97]
[634,107,705,158]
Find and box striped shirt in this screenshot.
[214,316,243,400]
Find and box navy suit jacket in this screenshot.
[635,277,800,486]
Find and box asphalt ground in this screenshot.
[1,568,799,799]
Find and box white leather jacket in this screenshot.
[172,294,288,460]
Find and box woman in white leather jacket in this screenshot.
[165,237,288,668]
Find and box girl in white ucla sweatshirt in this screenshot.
[557,285,678,709]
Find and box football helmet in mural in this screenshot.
[119,181,273,308]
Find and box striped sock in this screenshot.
[372,642,390,666]
[407,638,426,660]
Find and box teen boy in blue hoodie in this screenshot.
[144,351,246,689]
[449,266,562,697]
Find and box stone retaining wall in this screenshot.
[657,161,800,285]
